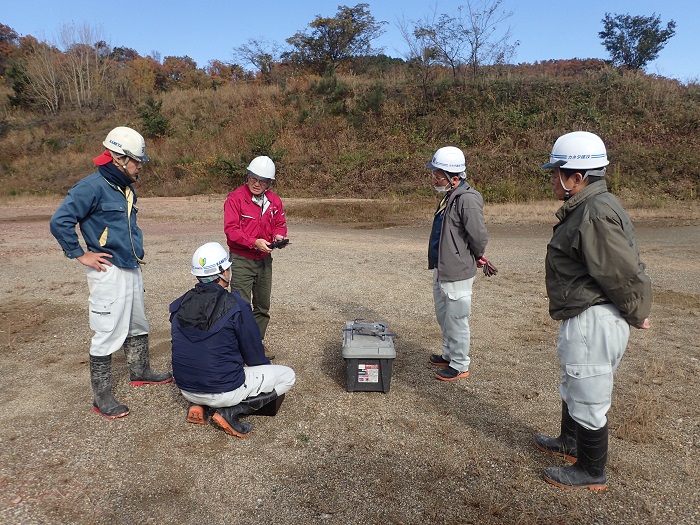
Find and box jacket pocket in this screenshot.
[449,230,460,256]
[101,202,126,213]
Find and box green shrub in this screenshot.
[138,97,170,138]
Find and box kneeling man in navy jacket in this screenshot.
[170,242,295,437]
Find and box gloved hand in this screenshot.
[481,258,498,277]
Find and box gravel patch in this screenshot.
[0,196,698,525]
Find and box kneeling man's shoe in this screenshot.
[187,404,208,425]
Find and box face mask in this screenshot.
[434,185,448,193]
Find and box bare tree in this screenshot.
[233,38,280,83]
[397,15,440,99]
[23,40,62,114]
[412,7,468,78]
[57,22,111,108]
[460,0,518,76]
[405,0,517,80]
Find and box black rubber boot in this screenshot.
[252,393,285,416]
[534,401,577,462]
[543,423,608,491]
[210,391,280,438]
[211,405,254,438]
[123,335,173,385]
[90,354,129,418]
[238,390,280,413]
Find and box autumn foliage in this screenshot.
[0,22,698,203]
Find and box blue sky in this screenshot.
[2,1,696,82]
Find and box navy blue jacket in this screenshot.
[170,282,269,393]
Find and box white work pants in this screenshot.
[557,304,630,430]
[433,271,473,372]
[181,365,296,408]
[86,265,149,357]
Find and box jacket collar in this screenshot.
[195,281,225,291]
[98,163,134,189]
[556,179,608,222]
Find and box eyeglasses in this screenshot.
[248,175,271,187]
[117,155,143,165]
[431,170,449,183]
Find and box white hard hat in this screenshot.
[542,131,609,171]
[247,156,276,180]
[426,146,466,177]
[103,126,149,162]
[191,242,231,277]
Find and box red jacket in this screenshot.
[224,184,287,260]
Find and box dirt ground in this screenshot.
[0,196,698,525]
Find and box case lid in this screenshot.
[342,320,396,358]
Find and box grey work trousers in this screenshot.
[557,303,630,430]
[433,270,474,373]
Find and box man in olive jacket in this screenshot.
[535,131,651,491]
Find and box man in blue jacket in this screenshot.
[170,242,295,438]
[50,126,172,419]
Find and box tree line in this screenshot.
[0,2,678,116]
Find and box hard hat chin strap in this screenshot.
[111,153,129,170]
[560,173,576,201]
[561,166,606,199]
[216,264,231,284]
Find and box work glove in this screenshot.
[482,258,498,277]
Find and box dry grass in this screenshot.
[615,384,663,444]
[285,197,700,227]
[285,197,436,227]
[2,66,699,201]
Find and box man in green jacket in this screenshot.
[534,131,652,490]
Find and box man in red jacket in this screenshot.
[224,156,288,358]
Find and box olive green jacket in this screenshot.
[545,180,651,327]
